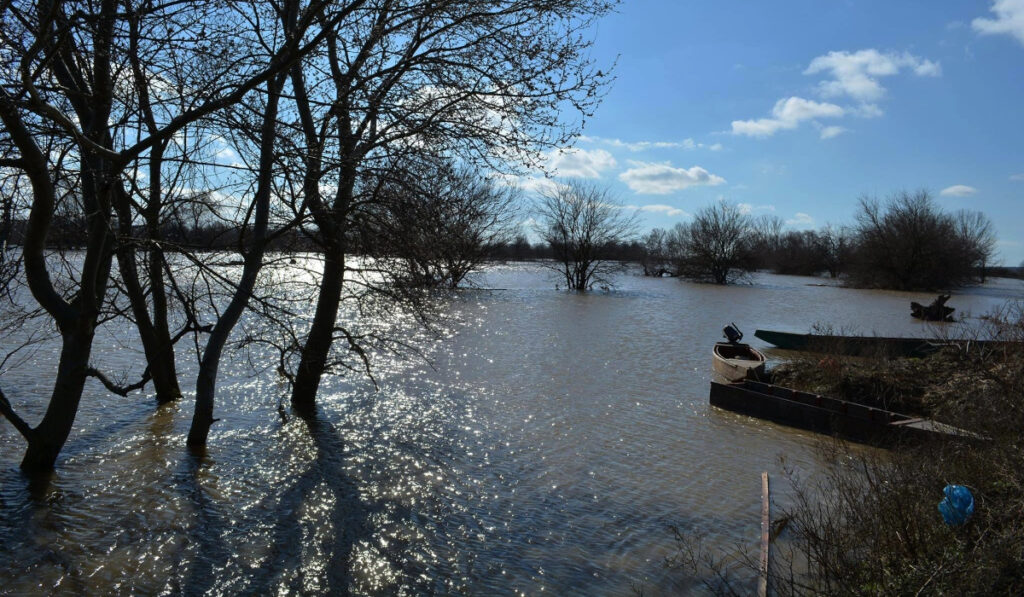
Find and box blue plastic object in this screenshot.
[938,484,974,526]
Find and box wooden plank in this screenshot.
[759,471,770,597]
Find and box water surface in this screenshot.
[2,264,1021,594]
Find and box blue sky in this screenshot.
[529,0,1024,264]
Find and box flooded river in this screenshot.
[2,263,1022,595]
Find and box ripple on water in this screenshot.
[1,265,1021,594]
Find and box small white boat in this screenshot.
[713,342,767,382]
[713,324,766,382]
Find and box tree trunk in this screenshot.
[113,211,182,404]
[188,245,269,447]
[291,249,345,414]
[187,65,288,447]
[147,244,182,404]
[0,194,10,257]
[111,145,182,405]
[20,321,96,473]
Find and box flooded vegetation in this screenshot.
[2,0,1023,594]
[696,305,1024,595]
[3,264,1023,594]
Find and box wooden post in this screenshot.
[759,471,770,597]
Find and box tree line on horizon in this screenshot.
[2,187,1007,292]
[636,190,999,290]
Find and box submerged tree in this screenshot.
[674,202,755,284]
[372,160,518,289]
[639,227,671,276]
[819,224,853,279]
[536,181,637,290]
[848,190,995,290]
[954,209,997,283]
[0,0,620,467]
[0,0,356,471]
[278,0,618,414]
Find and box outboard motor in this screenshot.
[723,323,743,344]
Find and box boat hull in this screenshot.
[712,342,766,382]
[709,380,973,446]
[753,329,941,358]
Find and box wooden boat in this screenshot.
[709,380,977,445]
[712,342,767,382]
[754,329,1018,359]
[754,329,942,358]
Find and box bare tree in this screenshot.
[278,0,618,413]
[0,0,618,465]
[372,160,518,289]
[675,202,755,284]
[954,209,997,283]
[535,181,637,290]
[639,227,670,276]
[750,214,784,270]
[0,0,357,471]
[819,224,852,279]
[848,190,994,290]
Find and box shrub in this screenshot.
[847,190,995,290]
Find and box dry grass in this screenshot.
[672,302,1024,595]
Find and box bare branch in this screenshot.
[85,366,151,397]
[0,386,34,441]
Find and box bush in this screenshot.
[847,190,995,290]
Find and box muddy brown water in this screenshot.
[2,263,1021,595]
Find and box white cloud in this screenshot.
[491,173,563,195]
[940,184,979,197]
[774,96,847,121]
[819,125,848,139]
[786,212,815,228]
[732,96,845,137]
[625,203,691,217]
[730,49,939,140]
[618,161,726,194]
[547,147,616,178]
[973,0,1024,46]
[805,49,941,102]
[1010,173,1024,181]
[579,136,719,152]
[518,177,563,195]
[737,203,776,215]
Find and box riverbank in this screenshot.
[749,312,1024,594]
